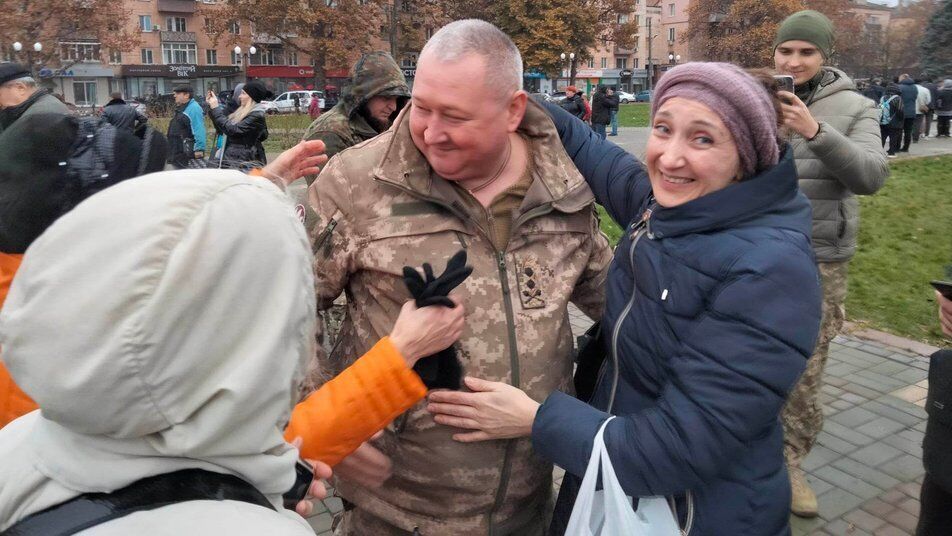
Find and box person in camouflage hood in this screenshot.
[302,51,410,184]
[305,20,612,535]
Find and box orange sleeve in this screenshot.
[284,337,427,466]
[0,253,38,428]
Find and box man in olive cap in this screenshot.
[0,63,68,134]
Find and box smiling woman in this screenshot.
[427,62,823,536]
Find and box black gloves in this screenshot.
[402,250,472,390]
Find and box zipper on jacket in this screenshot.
[608,205,694,535]
[487,250,521,535]
[607,206,652,413]
[312,218,338,255]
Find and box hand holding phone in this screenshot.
[773,75,795,94]
[932,280,952,300]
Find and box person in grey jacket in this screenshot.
[0,63,69,134]
[102,92,148,132]
[773,9,889,519]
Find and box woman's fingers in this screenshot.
[433,414,482,430]
[427,401,477,419]
[428,389,479,406]
[453,431,493,443]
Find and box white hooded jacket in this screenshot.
[0,171,316,534]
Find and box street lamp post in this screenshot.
[11,41,43,77]
[234,45,257,83]
[668,53,681,65]
[560,52,575,88]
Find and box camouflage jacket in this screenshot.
[303,52,410,184]
[305,99,612,535]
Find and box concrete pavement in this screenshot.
[304,306,939,535]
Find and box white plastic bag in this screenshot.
[565,417,683,536]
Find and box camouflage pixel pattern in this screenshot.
[306,99,613,535]
[303,51,410,184]
[783,260,849,469]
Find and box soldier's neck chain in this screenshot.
[467,136,513,194]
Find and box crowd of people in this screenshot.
[0,10,948,536]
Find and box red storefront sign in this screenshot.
[247,66,314,78]
[246,66,351,78]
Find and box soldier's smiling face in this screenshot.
[409,52,526,182]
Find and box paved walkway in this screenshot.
[304,305,938,535]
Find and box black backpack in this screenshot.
[62,117,160,214]
[0,469,275,536]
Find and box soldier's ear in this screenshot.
[507,90,528,133]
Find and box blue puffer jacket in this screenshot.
[899,79,919,118]
[533,102,822,536]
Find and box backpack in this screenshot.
[62,117,160,214]
[879,96,893,125]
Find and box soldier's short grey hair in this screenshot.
[420,19,523,96]
[7,76,36,87]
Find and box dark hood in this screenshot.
[647,146,812,240]
[340,51,410,119]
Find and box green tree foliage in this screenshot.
[920,0,952,78]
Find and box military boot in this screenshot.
[790,467,819,518]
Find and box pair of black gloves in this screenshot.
[402,250,472,390]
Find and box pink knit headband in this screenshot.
[651,62,780,178]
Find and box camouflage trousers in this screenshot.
[332,508,547,536]
[782,260,849,469]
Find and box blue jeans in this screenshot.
[593,122,607,139]
[610,110,618,135]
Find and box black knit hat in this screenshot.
[0,63,30,85]
[241,81,274,103]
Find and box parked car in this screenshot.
[616,91,636,104]
[634,90,653,102]
[260,100,279,114]
[549,91,567,104]
[264,90,324,114]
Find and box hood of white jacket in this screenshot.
[0,170,315,528]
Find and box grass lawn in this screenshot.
[847,155,952,346]
[616,103,651,127]
[149,114,314,154]
[596,155,951,346]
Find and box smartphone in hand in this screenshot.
[931,280,952,300]
[282,459,315,510]
[773,75,795,94]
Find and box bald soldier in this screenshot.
[304,19,613,536]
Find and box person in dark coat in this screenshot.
[102,92,148,132]
[559,85,586,120]
[862,78,885,103]
[898,74,919,151]
[590,85,611,139]
[165,86,206,169]
[881,84,905,156]
[427,63,822,536]
[0,63,69,135]
[936,79,952,138]
[607,86,620,136]
[206,81,271,168]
